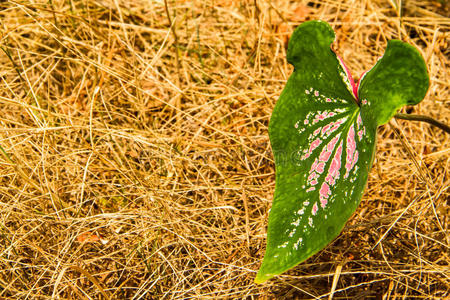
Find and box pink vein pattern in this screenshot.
[344,124,358,178]
[292,87,368,231]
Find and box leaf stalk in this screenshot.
[394,113,450,134]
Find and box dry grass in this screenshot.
[0,0,448,298]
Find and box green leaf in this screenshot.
[255,20,428,283]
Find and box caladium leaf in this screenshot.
[255,20,429,283]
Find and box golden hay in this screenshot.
[0,0,448,298]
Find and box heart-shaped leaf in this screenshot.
[255,20,429,283]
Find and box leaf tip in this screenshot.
[254,270,273,284]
